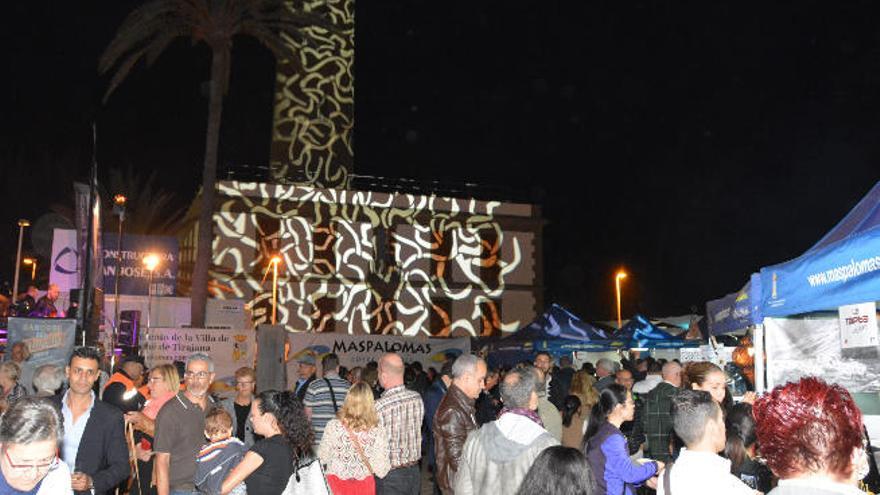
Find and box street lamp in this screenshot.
[111,194,126,368]
[12,219,30,308]
[269,256,282,325]
[22,258,36,281]
[615,270,628,329]
[142,253,160,357]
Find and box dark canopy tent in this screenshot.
[705,273,763,335]
[482,304,613,367]
[616,314,701,350]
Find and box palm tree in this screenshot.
[99,0,332,327]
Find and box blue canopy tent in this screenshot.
[617,314,701,349]
[753,181,880,400]
[706,273,763,335]
[484,304,614,367]
[760,180,880,317]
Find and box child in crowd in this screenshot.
[195,407,248,495]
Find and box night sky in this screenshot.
[1,1,878,321]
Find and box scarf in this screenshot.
[142,390,175,420]
[500,407,544,427]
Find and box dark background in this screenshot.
[0,1,877,321]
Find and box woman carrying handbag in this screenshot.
[318,382,392,495]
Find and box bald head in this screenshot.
[662,361,683,387]
[379,353,404,389]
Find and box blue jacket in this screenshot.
[585,421,658,495]
[423,378,448,467]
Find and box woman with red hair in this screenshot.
[753,377,868,495]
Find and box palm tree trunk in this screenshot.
[191,46,229,328]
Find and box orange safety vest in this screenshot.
[104,371,151,400]
[104,371,135,392]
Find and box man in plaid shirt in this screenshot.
[641,361,682,463]
[375,352,424,495]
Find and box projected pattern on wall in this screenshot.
[270,0,354,189]
[209,181,540,336]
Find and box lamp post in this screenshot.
[615,270,628,329]
[22,258,36,281]
[12,219,30,308]
[142,253,160,357]
[270,256,283,325]
[111,194,126,368]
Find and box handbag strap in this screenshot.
[344,424,374,475]
[663,462,673,495]
[324,379,339,413]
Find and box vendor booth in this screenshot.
[759,180,880,392]
[754,180,880,472]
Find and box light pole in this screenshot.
[270,256,282,325]
[615,270,628,329]
[22,258,36,281]
[111,194,126,369]
[12,219,30,309]
[142,253,160,357]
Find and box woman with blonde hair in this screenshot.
[563,371,599,448]
[570,370,599,409]
[318,381,391,495]
[123,363,180,495]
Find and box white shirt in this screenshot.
[633,375,663,395]
[776,477,865,495]
[60,390,95,472]
[657,448,757,495]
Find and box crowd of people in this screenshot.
[0,342,874,495]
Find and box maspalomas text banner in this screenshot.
[287,332,470,374]
[142,327,255,388]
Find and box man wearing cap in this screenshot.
[293,353,317,401]
[103,355,146,413]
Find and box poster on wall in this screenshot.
[765,316,880,392]
[287,332,471,374]
[7,318,77,371]
[838,302,878,349]
[141,327,255,393]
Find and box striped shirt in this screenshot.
[304,373,350,445]
[375,384,424,468]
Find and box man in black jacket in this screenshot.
[54,346,130,495]
[293,353,317,400]
[549,355,575,410]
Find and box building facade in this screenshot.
[178,181,542,336]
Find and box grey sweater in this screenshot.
[454,414,559,495]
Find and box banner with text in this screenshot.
[287,333,471,374]
[51,230,179,296]
[7,318,77,370]
[103,233,178,296]
[142,327,255,390]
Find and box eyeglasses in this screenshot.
[4,449,59,477]
[236,381,254,387]
[184,371,212,380]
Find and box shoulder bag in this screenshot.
[282,455,331,495]
[344,424,374,476]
